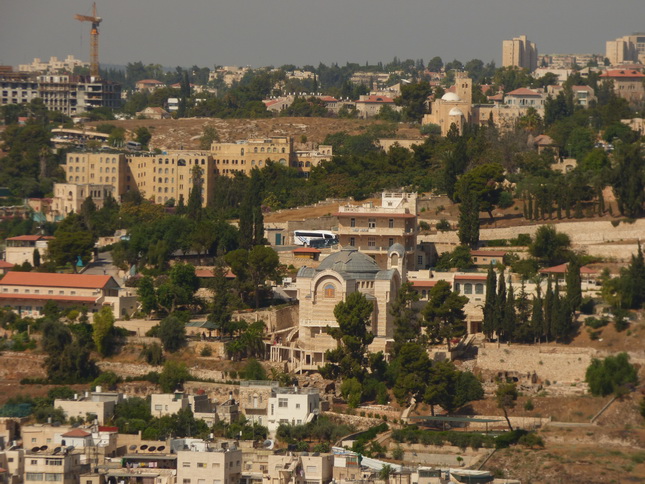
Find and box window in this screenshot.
[278,398,288,408]
[418,255,423,266]
[475,284,484,294]
[183,480,191,484]
[31,460,38,465]
[388,218,394,228]
[350,218,356,228]
[388,238,394,247]
[45,475,62,482]
[296,403,300,409]
[368,237,376,247]
[26,474,44,481]
[197,463,206,468]
[368,218,376,228]
[182,462,191,468]
[464,283,472,294]
[323,283,335,298]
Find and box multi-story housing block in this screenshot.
[210,137,295,176]
[17,55,89,73]
[335,191,418,270]
[23,450,85,484]
[266,452,333,484]
[600,69,645,105]
[606,34,645,65]
[502,35,538,71]
[176,448,242,484]
[4,235,53,266]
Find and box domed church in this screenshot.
[269,246,405,372]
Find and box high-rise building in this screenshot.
[606,34,645,65]
[502,35,538,71]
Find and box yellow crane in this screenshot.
[74,2,102,77]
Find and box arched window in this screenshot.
[112,167,116,173]
[475,284,484,294]
[112,177,116,183]
[282,147,286,153]
[464,283,473,294]
[324,283,336,298]
[261,147,265,153]
[254,147,258,153]
[241,148,244,156]
[178,159,186,166]
[305,161,311,167]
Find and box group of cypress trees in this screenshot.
[483,260,581,343]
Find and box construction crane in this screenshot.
[74,2,102,77]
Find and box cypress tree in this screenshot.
[502,283,517,342]
[565,257,582,311]
[494,269,506,337]
[482,265,497,339]
[458,188,480,248]
[530,292,544,343]
[527,196,534,220]
[543,277,553,342]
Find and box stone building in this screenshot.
[600,69,645,105]
[502,35,538,71]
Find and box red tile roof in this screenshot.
[61,429,91,438]
[506,88,543,97]
[539,263,596,275]
[410,280,444,288]
[471,250,507,257]
[0,272,114,289]
[136,79,164,84]
[0,261,14,268]
[98,426,119,433]
[0,294,98,303]
[454,274,488,281]
[600,70,645,78]
[488,93,504,101]
[6,235,53,241]
[195,268,235,279]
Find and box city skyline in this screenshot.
[1,0,643,70]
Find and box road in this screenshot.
[83,251,124,284]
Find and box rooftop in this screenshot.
[0,272,115,289]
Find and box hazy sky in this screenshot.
[1,0,643,69]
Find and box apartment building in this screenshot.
[176,448,242,484]
[0,272,136,318]
[266,387,320,433]
[210,137,295,176]
[53,390,124,425]
[63,151,215,207]
[23,449,85,484]
[4,235,53,266]
[17,55,89,73]
[600,69,645,104]
[606,34,645,65]
[502,35,538,71]
[266,453,333,484]
[335,191,418,270]
[354,94,399,118]
[151,392,212,417]
[238,381,279,427]
[504,88,546,113]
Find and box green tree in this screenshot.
[457,186,480,248]
[394,81,433,122]
[529,225,571,266]
[422,281,467,350]
[135,127,152,147]
[159,360,191,393]
[585,353,638,397]
[454,163,505,219]
[565,257,582,311]
[47,216,95,272]
[137,276,158,315]
[199,125,220,150]
[392,342,433,405]
[156,263,200,313]
[158,315,187,353]
[482,266,497,339]
[242,358,267,380]
[496,382,518,431]
[33,248,41,267]
[612,142,644,218]
[186,165,204,221]
[390,282,420,356]
[92,306,116,357]
[322,292,374,381]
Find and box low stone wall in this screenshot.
[474,344,595,385]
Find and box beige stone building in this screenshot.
[266,453,333,484]
[51,183,116,218]
[270,247,402,371]
[23,449,85,484]
[4,235,52,266]
[238,381,279,427]
[354,94,399,118]
[600,69,645,104]
[176,448,242,484]
[502,35,538,71]
[0,272,136,318]
[606,34,645,65]
[335,191,419,269]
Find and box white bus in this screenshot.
[293,230,338,247]
[126,141,142,151]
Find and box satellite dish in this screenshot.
[262,439,275,450]
[40,445,48,451]
[129,445,137,451]
[148,446,157,452]
[140,445,148,451]
[157,446,165,452]
[31,446,40,453]
[53,447,62,455]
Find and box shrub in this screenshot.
[586,353,638,396]
[584,317,608,329]
[524,398,535,411]
[579,297,595,315]
[436,219,451,231]
[419,221,430,231]
[518,432,544,448]
[498,191,514,208]
[200,346,213,357]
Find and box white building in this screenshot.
[267,387,320,434]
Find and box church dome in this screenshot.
[449,107,464,116]
[441,92,462,102]
[387,243,405,257]
[317,248,380,277]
